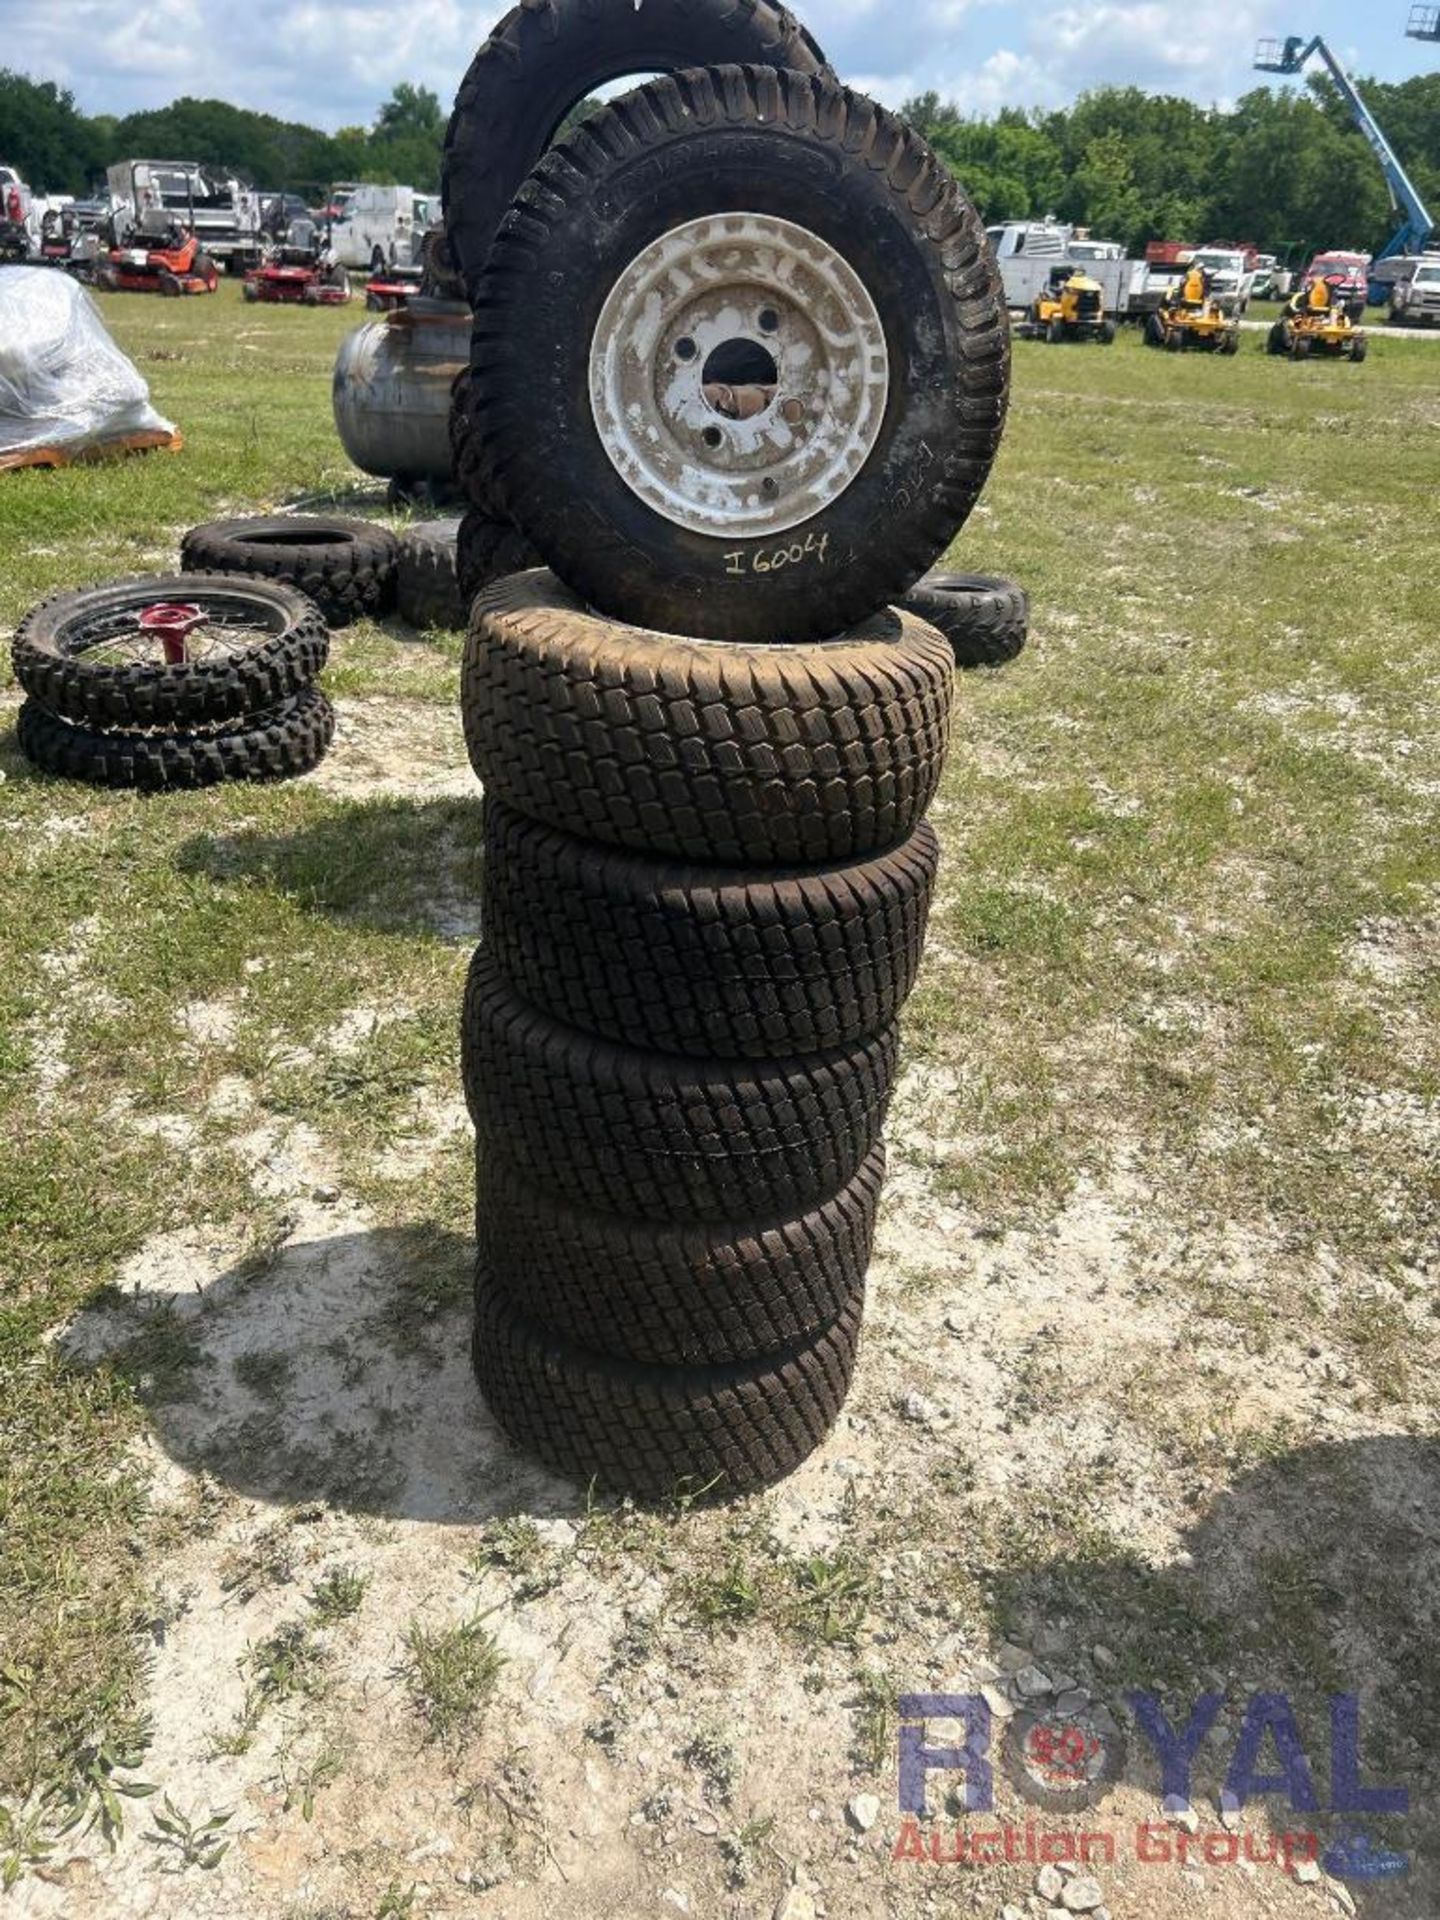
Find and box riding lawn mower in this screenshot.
[1144,267,1240,354]
[1267,283,1368,363]
[1019,266,1117,344]
[363,265,424,313]
[243,216,351,307]
[95,227,219,297]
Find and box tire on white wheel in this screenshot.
[467,65,1009,644]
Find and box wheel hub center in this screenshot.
[137,601,208,664]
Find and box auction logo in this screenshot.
[893,1691,1410,1882]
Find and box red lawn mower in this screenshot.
[363,265,423,312]
[243,216,351,307]
[96,226,219,297]
[244,252,352,307]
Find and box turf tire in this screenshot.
[476,1144,882,1367]
[463,571,953,866]
[472,1261,861,1500]
[461,948,898,1224]
[482,801,938,1058]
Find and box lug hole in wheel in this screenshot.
[702,426,723,450]
[760,478,779,497]
[758,307,780,334]
[675,336,698,362]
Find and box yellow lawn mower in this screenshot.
[1144,268,1240,354]
[1020,267,1117,344]
[1267,287,1369,363]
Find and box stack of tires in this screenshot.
[443,13,1011,1498]
[460,580,954,1498]
[448,367,542,611]
[12,576,334,791]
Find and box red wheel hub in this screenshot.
[138,602,208,664]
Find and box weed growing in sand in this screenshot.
[683,1728,739,1805]
[308,1564,370,1626]
[471,1517,563,1600]
[719,1814,777,1888]
[400,1615,505,1746]
[279,1736,346,1822]
[787,1553,875,1650]
[144,1796,232,1873]
[852,1667,896,1774]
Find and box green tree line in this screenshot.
[905,73,1440,261]
[3,63,1437,260]
[0,70,445,198]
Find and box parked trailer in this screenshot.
[995,253,1146,320]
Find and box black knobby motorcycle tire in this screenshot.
[180,516,399,628]
[11,574,329,729]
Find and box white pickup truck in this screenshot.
[1187,247,1258,316]
[1390,254,1440,326]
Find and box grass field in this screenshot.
[0,284,1436,1919]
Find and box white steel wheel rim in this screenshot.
[588,212,891,540]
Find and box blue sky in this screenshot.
[0,0,1432,130]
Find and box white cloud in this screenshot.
[0,0,1401,136]
[1042,0,1267,94]
[853,48,1056,115]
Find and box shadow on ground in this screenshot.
[175,797,484,940]
[61,1221,583,1526]
[280,483,394,514]
[987,1434,1438,1915]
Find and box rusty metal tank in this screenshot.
[332,296,468,484]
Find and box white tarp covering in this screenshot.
[0,266,175,460]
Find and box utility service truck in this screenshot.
[106,161,262,273]
[985,221,1146,320]
[328,186,437,273]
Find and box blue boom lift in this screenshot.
[1254,34,1436,257]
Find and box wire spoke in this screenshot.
[60,599,279,668]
